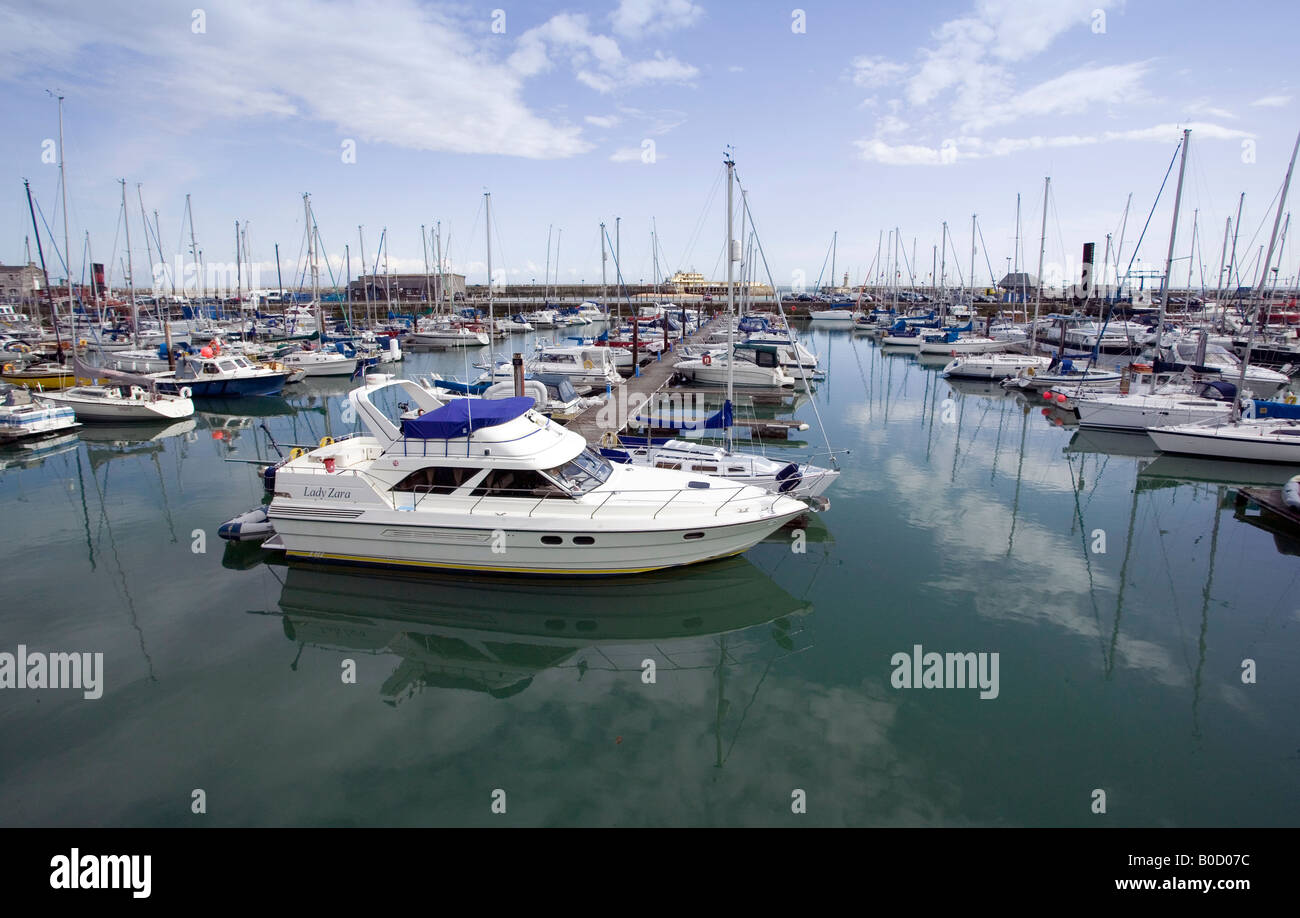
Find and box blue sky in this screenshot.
[1,0,1298,296]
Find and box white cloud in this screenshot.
[610,145,659,162]
[1186,99,1236,120]
[850,55,907,89]
[510,12,698,94]
[1250,94,1292,108]
[960,61,1150,132]
[903,1,1122,115]
[856,121,1253,165]
[1,0,590,159]
[610,0,704,37]
[585,114,622,128]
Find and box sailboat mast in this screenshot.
[435,223,444,314]
[939,222,947,305]
[724,151,735,444]
[544,224,552,305]
[24,180,61,350]
[235,220,242,309]
[56,94,72,322]
[969,213,977,319]
[1233,127,1300,421]
[600,221,607,307]
[1155,129,1191,348]
[186,194,201,302]
[383,229,392,318]
[421,224,431,310]
[357,226,369,328]
[305,194,319,335]
[484,192,494,336]
[830,230,836,294]
[1031,177,1049,352]
[1215,216,1232,307]
[121,179,138,348]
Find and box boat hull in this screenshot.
[268,510,805,576]
[156,374,287,398]
[1148,422,1300,463]
[1076,397,1231,430]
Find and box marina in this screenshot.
[3,319,1299,827]
[2,0,1299,854]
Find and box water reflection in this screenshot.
[254,558,813,707]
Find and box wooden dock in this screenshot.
[1235,487,1300,529]
[562,320,720,443]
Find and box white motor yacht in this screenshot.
[601,439,839,501]
[673,345,796,388]
[258,375,807,575]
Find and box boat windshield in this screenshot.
[545,447,613,494]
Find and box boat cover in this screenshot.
[401,396,535,439]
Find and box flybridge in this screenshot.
[400,397,536,439]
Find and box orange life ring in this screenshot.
[702,353,712,366]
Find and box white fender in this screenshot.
[1284,475,1300,512]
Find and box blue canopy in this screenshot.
[401,397,535,439]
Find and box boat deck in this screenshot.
[562,318,721,443]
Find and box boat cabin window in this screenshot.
[391,466,484,495]
[470,468,568,498]
[545,447,613,494]
[218,360,237,372]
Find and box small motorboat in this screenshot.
[41,384,195,422]
[0,387,80,442]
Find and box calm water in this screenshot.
[2,327,1298,827]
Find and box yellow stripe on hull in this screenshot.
[284,548,747,575]
[0,374,100,390]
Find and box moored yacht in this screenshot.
[258,375,807,575]
[40,384,195,422]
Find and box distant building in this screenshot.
[667,269,771,297]
[348,272,466,305]
[997,272,1038,302]
[0,261,43,304]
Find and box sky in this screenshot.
[1,0,1298,297]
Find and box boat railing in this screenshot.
[394,479,791,518]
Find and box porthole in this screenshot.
[573,536,595,545]
[541,535,562,545]
[683,531,705,540]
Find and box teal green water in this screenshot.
[2,328,1298,826]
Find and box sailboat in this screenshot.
[1148,128,1300,464]
[278,196,358,377]
[612,154,838,504]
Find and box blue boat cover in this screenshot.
[401,396,535,439]
[431,378,491,395]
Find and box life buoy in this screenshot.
[290,447,304,459]
[1026,366,1036,376]
[2,364,11,373]
[583,359,594,370]
[1287,393,1298,405]
[319,436,335,447]
[702,353,712,366]
[178,387,193,400]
